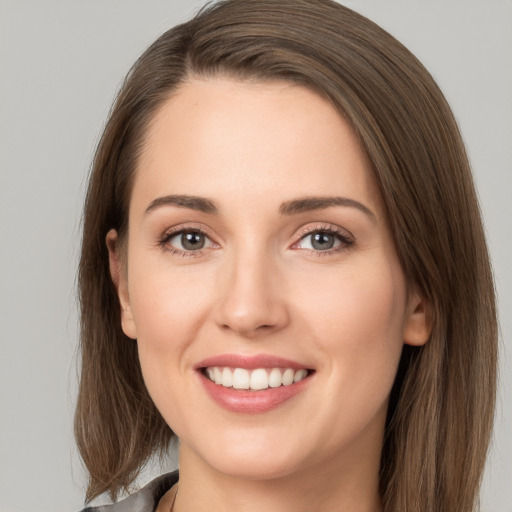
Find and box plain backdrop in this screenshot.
[0,1,510,511]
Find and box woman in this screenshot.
[75,1,497,511]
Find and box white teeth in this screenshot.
[205,366,309,390]
[250,368,268,390]
[268,368,282,388]
[282,368,295,386]
[294,369,308,382]
[232,368,250,389]
[221,367,233,387]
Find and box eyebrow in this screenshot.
[145,194,218,215]
[279,196,376,221]
[144,194,375,221]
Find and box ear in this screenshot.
[403,288,431,347]
[106,229,137,339]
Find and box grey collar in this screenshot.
[80,471,179,512]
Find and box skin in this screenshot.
[107,78,430,512]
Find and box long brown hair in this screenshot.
[75,1,497,509]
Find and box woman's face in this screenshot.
[109,78,429,482]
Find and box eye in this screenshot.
[164,229,215,253]
[293,226,354,253]
[301,231,339,250]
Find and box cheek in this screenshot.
[128,255,214,356]
[295,257,407,386]
[126,256,215,426]
[286,258,407,449]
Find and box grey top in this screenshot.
[80,471,179,512]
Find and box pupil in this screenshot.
[312,232,334,250]
[182,232,204,250]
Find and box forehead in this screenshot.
[132,78,381,217]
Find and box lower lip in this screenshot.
[198,371,312,413]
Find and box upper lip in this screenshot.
[194,354,312,370]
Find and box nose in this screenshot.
[214,247,290,339]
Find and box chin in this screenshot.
[191,428,323,483]
[210,451,304,482]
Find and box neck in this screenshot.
[174,442,383,512]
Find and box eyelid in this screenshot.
[158,223,220,256]
[291,223,355,253]
[294,223,353,240]
[156,222,354,257]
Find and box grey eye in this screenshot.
[170,231,208,251]
[310,232,336,250]
[299,231,341,251]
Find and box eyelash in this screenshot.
[158,224,216,258]
[293,224,354,256]
[158,223,354,258]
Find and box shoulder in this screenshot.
[78,471,179,512]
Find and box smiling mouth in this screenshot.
[201,367,312,391]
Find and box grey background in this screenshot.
[0,1,510,511]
